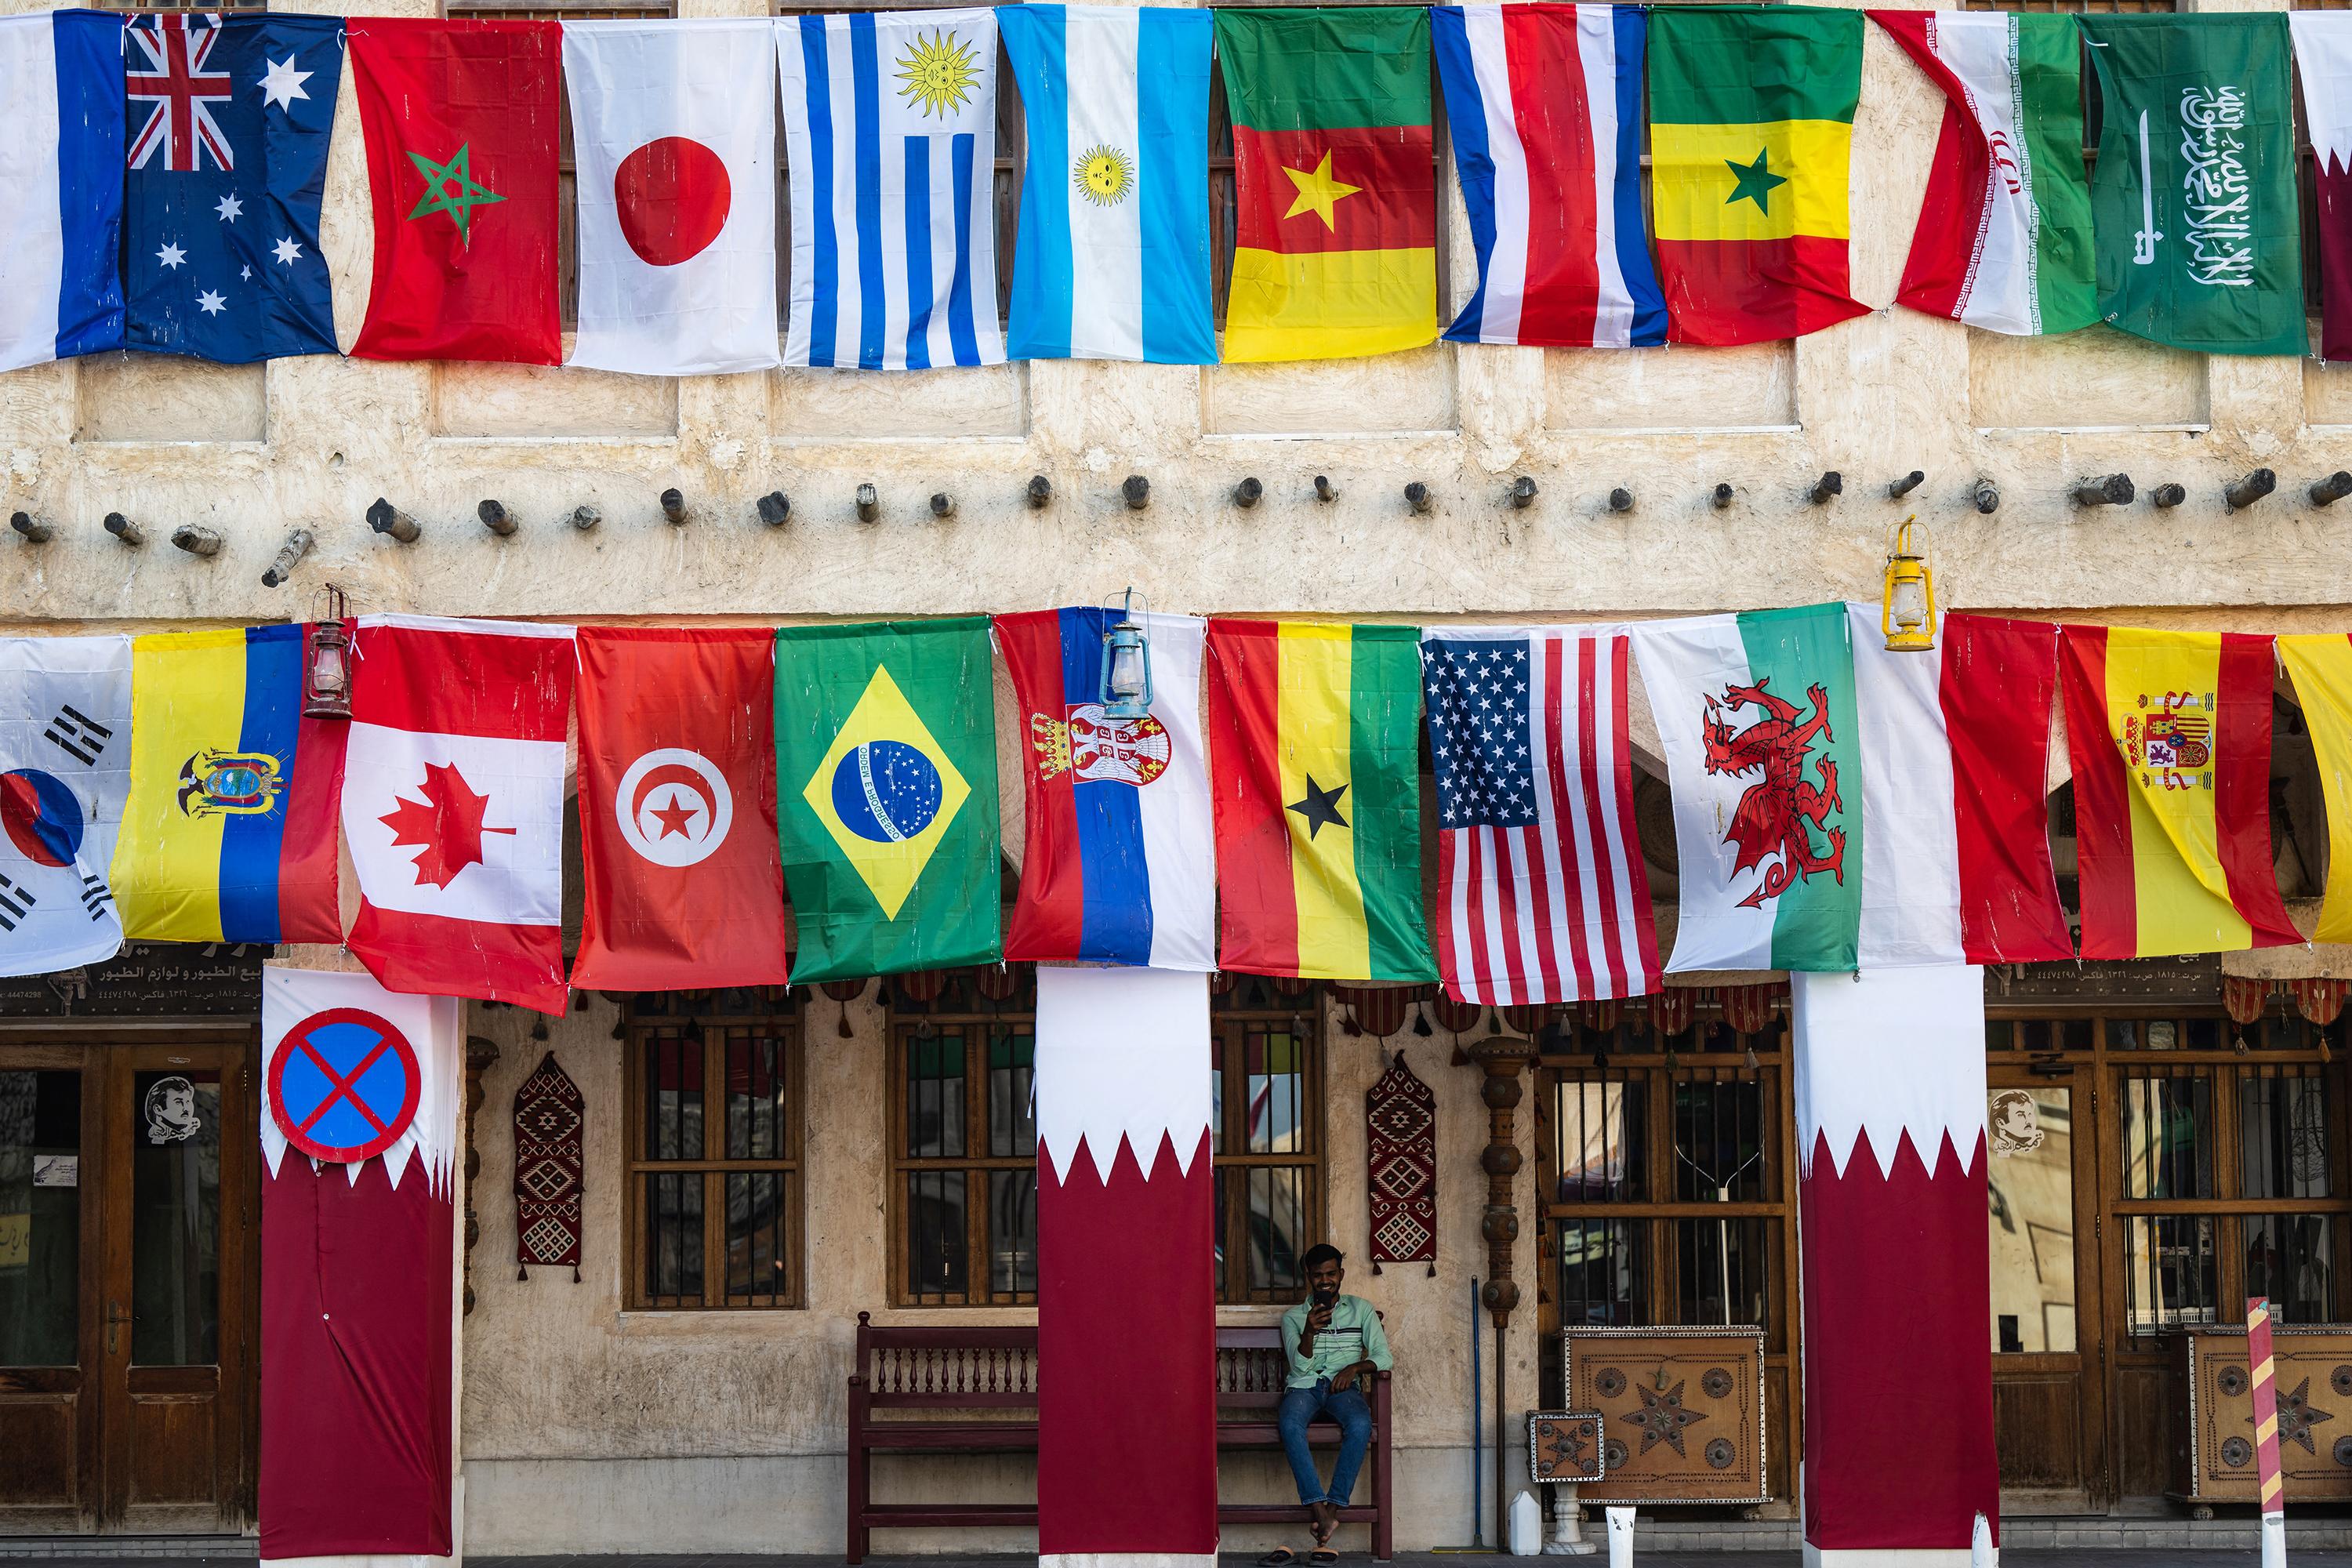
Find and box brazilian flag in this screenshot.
[775,619,1001,982]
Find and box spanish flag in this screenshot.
[1206,621,1435,981]
[2059,626,2296,960]
[1648,5,1870,346]
[112,626,347,945]
[1214,7,1437,363]
[2280,635,2352,943]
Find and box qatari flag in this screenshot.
[1794,964,1997,1563]
[2293,13,2352,360]
[259,965,462,1563]
[1036,966,1216,1566]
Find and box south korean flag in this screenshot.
[0,637,131,976]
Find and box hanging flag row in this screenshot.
[6,5,2347,376]
[9,601,2352,1011]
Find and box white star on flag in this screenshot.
[259,53,312,111]
[271,237,302,266]
[240,265,252,281]
[216,194,241,223]
[197,290,226,315]
[157,242,186,270]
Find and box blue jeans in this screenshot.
[1278,1378,1374,1507]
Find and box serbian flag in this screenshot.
[1036,965,1215,1564]
[2059,625,2297,960]
[1432,5,1667,348]
[1794,964,1997,1560]
[340,615,573,1014]
[348,17,561,364]
[2292,13,2352,360]
[572,628,787,990]
[995,608,1214,970]
[1845,605,2071,967]
[259,964,460,1562]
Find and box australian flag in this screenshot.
[122,13,343,363]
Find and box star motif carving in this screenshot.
[1281,149,1361,230]
[1724,148,1788,214]
[380,759,514,890]
[1288,774,1349,840]
[405,143,505,242]
[1622,1374,1709,1457]
[2251,1377,2336,1454]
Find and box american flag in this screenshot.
[1421,630,1660,1004]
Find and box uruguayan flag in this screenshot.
[777,8,1005,369]
[997,5,1213,364]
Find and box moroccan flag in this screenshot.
[1213,7,1437,363]
[2059,625,2297,960]
[1648,5,1869,346]
[2080,15,2304,357]
[573,629,786,992]
[774,619,1000,983]
[1206,621,1432,982]
[1870,11,2096,337]
[2292,14,2352,360]
[113,626,346,946]
[348,17,561,365]
[2277,636,2352,944]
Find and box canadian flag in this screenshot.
[341,615,574,1015]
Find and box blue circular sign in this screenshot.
[830,740,943,843]
[269,1008,422,1163]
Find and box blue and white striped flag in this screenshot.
[777,8,1005,369]
[998,5,1213,364]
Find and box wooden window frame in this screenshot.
[1212,1007,1328,1307]
[887,1014,1038,1308]
[622,1011,808,1312]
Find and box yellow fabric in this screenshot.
[1277,624,1368,979]
[1650,119,1853,243]
[2280,636,2352,944]
[114,630,245,942]
[802,664,971,920]
[2100,629,2248,956]
[1222,246,1437,364]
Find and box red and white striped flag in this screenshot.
[1420,628,1659,1004]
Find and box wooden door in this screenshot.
[1987,1066,2108,1511]
[0,1044,101,1531]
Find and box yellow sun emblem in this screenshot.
[1074,144,1134,207]
[895,30,979,120]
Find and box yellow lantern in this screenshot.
[1881,516,1936,652]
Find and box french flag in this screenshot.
[995,608,1214,971]
[0,11,124,372]
[1434,4,1666,348]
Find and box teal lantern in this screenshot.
[1097,587,1152,721]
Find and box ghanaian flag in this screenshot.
[1214,8,1436,363]
[1649,5,1870,346]
[1206,622,1434,981]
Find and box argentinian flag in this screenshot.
[998,5,1214,363]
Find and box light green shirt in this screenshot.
[1280,1294,1394,1389]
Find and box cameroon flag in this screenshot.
[1206,622,1434,982]
[1649,6,1870,346]
[1214,8,1437,363]
[2060,626,2297,960]
[774,619,1001,982]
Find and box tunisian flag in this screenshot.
[1036,966,1216,1565]
[1794,964,1997,1563]
[260,964,460,1561]
[573,628,786,990]
[341,615,573,1014]
[349,17,561,364]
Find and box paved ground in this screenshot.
[11,1554,2352,1567]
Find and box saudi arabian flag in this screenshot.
[775,619,1001,982]
[1631,604,1861,973]
[2080,13,2305,356]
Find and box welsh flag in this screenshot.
[1871,11,2096,336]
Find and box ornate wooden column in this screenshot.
[1467,1033,1534,1543]
[463,1034,500,1316]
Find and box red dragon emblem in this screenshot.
[1700,678,1846,909]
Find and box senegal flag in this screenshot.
[1207,622,1434,981]
[1649,5,1870,345]
[774,619,1001,982]
[1214,7,1437,362]
[2060,626,2298,960]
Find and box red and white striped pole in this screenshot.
[2248,1296,2288,1568]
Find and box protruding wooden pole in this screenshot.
[1026,474,1053,510]
[103,511,145,546]
[366,498,420,543]
[2311,471,2352,507]
[1887,469,1925,499]
[930,492,956,519]
[1122,475,1149,510]
[572,505,601,532]
[2151,483,2187,509]
[2073,474,2135,507]
[854,485,880,524]
[1404,481,1432,514]
[1607,487,1634,513]
[660,488,687,525]
[1807,470,1842,506]
[1313,474,1338,503]
[1971,479,1999,515]
[1233,477,1263,509]
[1509,477,1537,510]
[262,528,314,587]
[2226,468,2277,512]
[10,512,53,543]
[477,499,517,536]
[1711,482,1734,510]
[757,491,790,527]
[172,524,223,557]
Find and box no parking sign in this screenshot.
[267,1007,423,1163]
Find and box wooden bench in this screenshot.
[846,1312,1393,1563]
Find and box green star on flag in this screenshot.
[405,143,504,241]
[1724,148,1788,213]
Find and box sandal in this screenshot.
[1309,1551,1341,1565]
[1257,1552,1300,1566]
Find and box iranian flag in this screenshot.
[1871,11,2096,336]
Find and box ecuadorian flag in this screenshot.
[111,626,347,944]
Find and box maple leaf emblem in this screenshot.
[379,759,513,890]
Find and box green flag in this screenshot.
[775,619,1001,982]
[2081,13,2304,356]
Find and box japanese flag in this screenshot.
[340,615,574,1015]
[564,18,779,375]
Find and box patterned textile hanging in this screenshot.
[1429,994,1481,1034]
[2223,975,2271,1026]
[1333,984,1414,1040]
[1365,1051,1437,1276]
[818,978,866,1038]
[2293,978,2350,1028]
[1499,1002,1556,1037]
[1577,999,1621,1034]
[513,1051,584,1282]
[1652,988,1695,1038]
[1719,982,1787,1036]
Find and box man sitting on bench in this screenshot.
[1263,1243,1392,1566]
